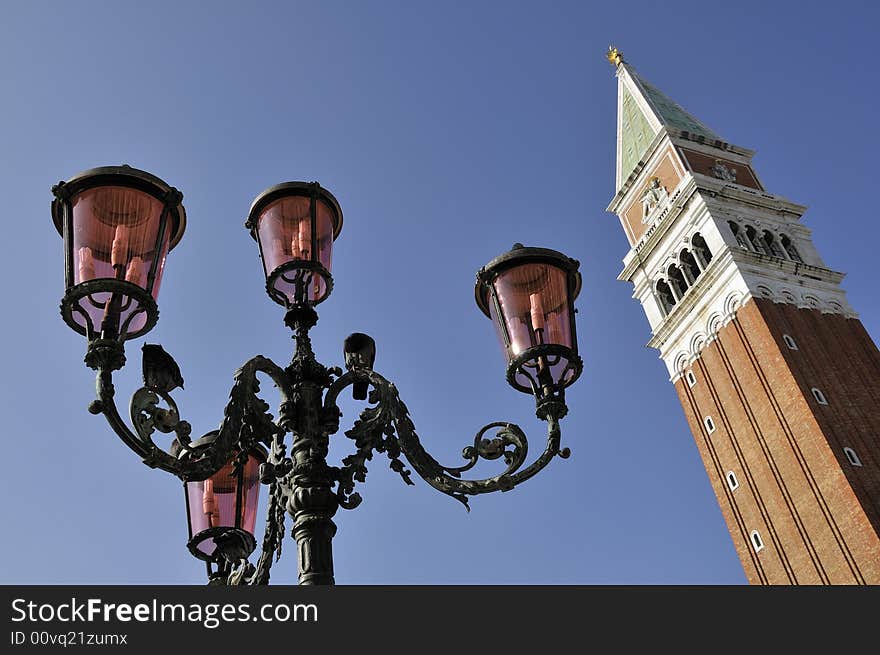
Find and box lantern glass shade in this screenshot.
[256,195,335,304]
[247,182,343,308]
[492,263,573,356]
[184,448,266,562]
[476,245,581,395]
[53,166,186,341]
[69,186,169,337]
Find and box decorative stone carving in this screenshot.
[711,159,737,182]
[640,177,669,222]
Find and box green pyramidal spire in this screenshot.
[637,74,721,141]
[619,83,657,186]
[611,48,722,188]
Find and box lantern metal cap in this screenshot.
[51,164,187,250]
[474,243,582,317]
[245,181,343,240]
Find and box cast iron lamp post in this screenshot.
[52,165,583,585]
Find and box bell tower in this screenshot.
[606,48,880,584]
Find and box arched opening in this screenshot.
[745,225,769,254]
[843,447,862,467]
[667,264,689,299]
[680,249,702,283]
[726,471,739,491]
[692,233,713,266]
[751,530,764,552]
[762,230,786,258]
[780,234,803,262]
[728,221,750,250]
[656,280,676,314]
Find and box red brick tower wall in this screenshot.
[675,298,880,584]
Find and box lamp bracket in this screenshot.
[324,368,570,512]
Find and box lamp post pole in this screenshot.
[286,306,338,586]
[52,165,584,586]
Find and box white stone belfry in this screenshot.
[606,56,856,380]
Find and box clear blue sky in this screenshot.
[1,1,877,585]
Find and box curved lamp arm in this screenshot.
[85,340,293,482]
[324,369,570,511]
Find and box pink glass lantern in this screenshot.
[246,182,343,307]
[182,445,267,563]
[476,244,582,396]
[52,166,186,341]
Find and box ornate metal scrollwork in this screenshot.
[130,387,192,449]
[87,336,293,483]
[57,167,583,586]
[328,383,414,511]
[325,368,569,511]
[82,313,572,585]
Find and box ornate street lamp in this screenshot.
[245,181,342,308]
[476,243,582,409]
[53,165,584,585]
[177,436,268,580]
[51,166,185,368]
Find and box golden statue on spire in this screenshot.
[606,46,624,66]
